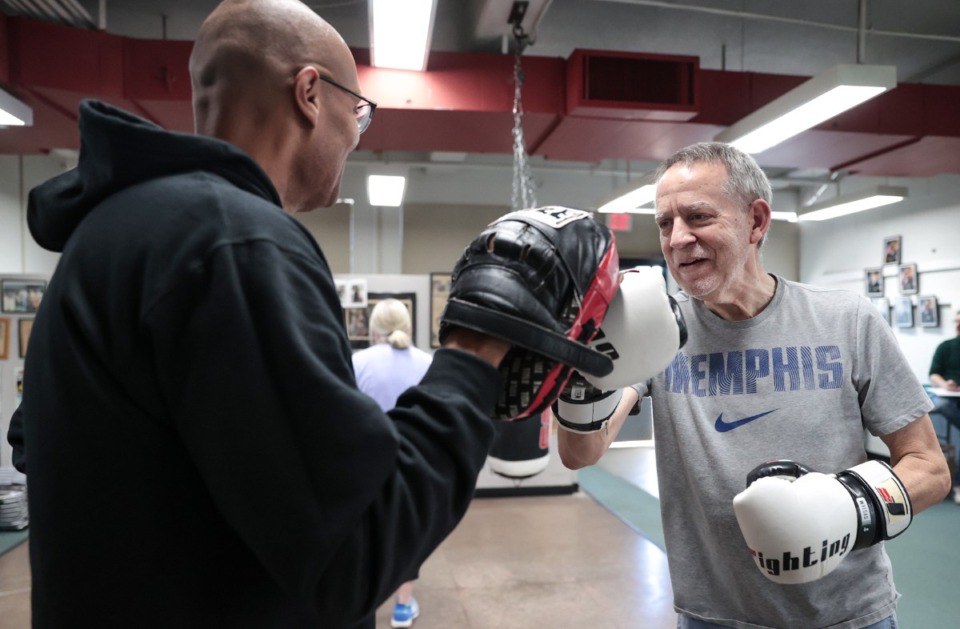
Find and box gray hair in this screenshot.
[654,142,772,247]
[369,298,413,349]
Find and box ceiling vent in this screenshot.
[566,49,699,121]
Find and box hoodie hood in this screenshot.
[28,99,281,252]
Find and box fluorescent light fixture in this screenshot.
[367,174,407,207]
[715,65,896,154]
[0,87,33,126]
[770,211,798,222]
[797,185,907,222]
[597,183,657,214]
[369,0,438,71]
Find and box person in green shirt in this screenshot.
[929,308,960,502]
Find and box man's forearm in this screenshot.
[557,387,639,469]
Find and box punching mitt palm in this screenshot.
[440,207,619,420]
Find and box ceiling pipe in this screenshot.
[596,0,960,43]
[857,0,868,64]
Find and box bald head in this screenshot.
[190,0,352,134]
[189,0,362,212]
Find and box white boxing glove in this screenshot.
[732,459,912,584]
[584,267,687,391]
[553,371,624,433]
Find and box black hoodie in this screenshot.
[20,100,499,627]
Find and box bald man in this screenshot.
[15,1,510,627]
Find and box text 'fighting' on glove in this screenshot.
[733,459,912,584]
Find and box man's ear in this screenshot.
[293,65,322,125]
[748,198,772,245]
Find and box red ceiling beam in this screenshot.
[1,15,959,177]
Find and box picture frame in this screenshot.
[864,267,884,297]
[347,291,417,350]
[1,279,46,314]
[917,295,939,328]
[883,235,901,265]
[870,297,891,326]
[337,278,368,309]
[430,272,453,349]
[898,262,919,295]
[344,308,369,345]
[18,318,34,358]
[893,297,914,328]
[0,317,9,359]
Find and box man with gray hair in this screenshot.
[559,142,950,628]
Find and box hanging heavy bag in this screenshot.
[487,410,552,479]
[439,206,619,421]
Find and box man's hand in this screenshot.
[441,327,511,368]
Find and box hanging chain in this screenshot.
[511,24,538,212]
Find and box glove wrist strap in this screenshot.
[555,388,622,433]
[844,460,912,542]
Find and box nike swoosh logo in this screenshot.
[714,410,778,433]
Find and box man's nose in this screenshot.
[669,220,695,248]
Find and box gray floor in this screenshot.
[370,485,676,628]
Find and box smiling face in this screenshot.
[655,160,768,308]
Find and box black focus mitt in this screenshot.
[440,206,619,420]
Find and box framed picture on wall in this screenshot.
[870,298,891,325]
[1,279,46,314]
[893,297,913,328]
[19,318,34,357]
[429,272,453,349]
[918,295,939,327]
[0,317,9,359]
[345,308,369,346]
[883,236,901,265]
[864,267,884,297]
[337,278,368,309]
[898,262,919,295]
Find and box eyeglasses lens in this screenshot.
[356,104,374,134]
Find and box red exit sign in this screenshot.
[608,213,632,232]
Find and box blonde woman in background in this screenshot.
[352,298,433,628]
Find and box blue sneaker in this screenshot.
[390,597,420,628]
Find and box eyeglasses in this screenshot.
[319,75,377,134]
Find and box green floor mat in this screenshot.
[0,529,28,558]
[577,465,665,550]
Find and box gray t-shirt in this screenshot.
[637,276,932,629]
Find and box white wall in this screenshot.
[0,155,66,277]
[800,174,960,382]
